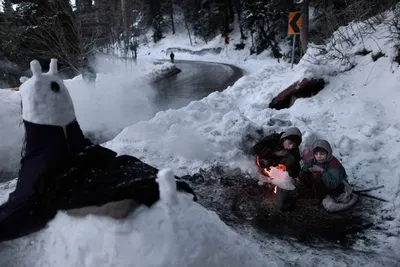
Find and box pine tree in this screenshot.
[147,0,164,42]
[241,0,293,56]
[11,0,81,68]
[0,0,16,57]
[2,0,14,14]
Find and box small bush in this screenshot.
[355,48,372,56]
[235,42,245,50]
[395,46,400,64]
[249,46,256,55]
[371,51,385,61]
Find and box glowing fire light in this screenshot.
[256,155,287,194]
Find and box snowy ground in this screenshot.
[1,10,400,267]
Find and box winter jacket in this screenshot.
[301,140,348,190]
[302,157,348,190]
[252,132,301,178]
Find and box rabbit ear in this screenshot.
[30,60,42,77]
[48,58,58,74]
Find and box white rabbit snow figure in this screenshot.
[19,58,76,126]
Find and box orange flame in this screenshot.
[256,155,286,176]
[256,155,287,194]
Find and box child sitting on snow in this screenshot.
[252,126,302,179]
[297,139,348,199]
[272,139,357,212]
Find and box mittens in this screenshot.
[308,165,325,173]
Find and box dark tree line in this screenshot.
[0,0,399,71]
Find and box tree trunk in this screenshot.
[121,0,129,58]
[169,0,175,34]
[183,14,193,45]
[258,24,281,59]
[223,0,230,36]
[234,0,246,39]
[300,0,310,54]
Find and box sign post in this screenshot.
[292,35,296,68]
[288,11,302,69]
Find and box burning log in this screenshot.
[268,78,326,110]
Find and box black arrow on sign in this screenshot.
[289,12,301,34]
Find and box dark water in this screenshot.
[151,60,243,110]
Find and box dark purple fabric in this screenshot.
[0,119,91,241]
[0,120,196,242]
[0,152,196,242]
[9,120,90,200]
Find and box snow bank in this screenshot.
[0,179,16,204]
[0,89,23,180]
[103,60,293,176]
[142,60,181,83]
[0,169,281,267]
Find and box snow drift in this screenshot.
[0,169,280,267]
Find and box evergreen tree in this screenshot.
[193,0,221,43]
[2,0,13,14]
[0,0,17,58]
[3,0,397,65]
[152,11,163,42]
[13,0,81,69]
[241,0,293,56]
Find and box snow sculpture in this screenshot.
[19,58,76,126]
[157,168,179,205]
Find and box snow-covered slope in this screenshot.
[103,12,400,260]
[1,8,400,267]
[0,170,282,267]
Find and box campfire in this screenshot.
[256,155,288,193]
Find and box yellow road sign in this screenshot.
[288,12,302,35]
